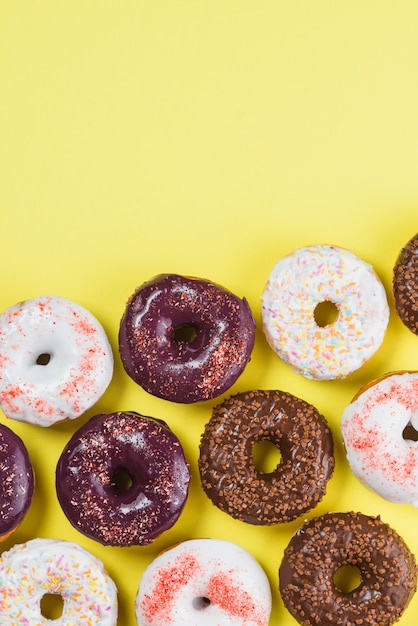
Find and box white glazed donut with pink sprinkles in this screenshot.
[135,539,272,626]
[261,244,389,380]
[341,371,418,505]
[0,538,118,624]
[0,295,113,426]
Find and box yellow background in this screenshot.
[1,2,418,624]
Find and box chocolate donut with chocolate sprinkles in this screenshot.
[119,274,255,403]
[393,232,418,335]
[56,411,190,546]
[279,512,417,626]
[198,389,334,524]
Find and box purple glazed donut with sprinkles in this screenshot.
[118,274,256,403]
[0,422,34,540]
[56,411,190,547]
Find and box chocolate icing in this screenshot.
[118,274,256,403]
[56,411,190,547]
[198,389,334,524]
[0,423,34,537]
[279,512,417,626]
[393,232,418,335]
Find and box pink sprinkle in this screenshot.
[207,571,263,622]
[141,553,201,622]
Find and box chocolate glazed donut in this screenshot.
[393,232,418,335]
[198,390,334,524]
[279,512,417,626]
[118,274,256,403]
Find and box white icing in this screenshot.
[0,295,113,425]
[341,372,418,504]
[135,539,272,626]
[0,538,118,624]
[261,245,389,380]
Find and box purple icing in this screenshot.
[55,411,190,547]
[118,274,256,403]
[0,423,34,537]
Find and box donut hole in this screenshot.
[402,422,418,442]
[314,301,339,327]
[193,596,211,610]
[36,352,52,366]
[252,440,282,474]
[172,323,198,343]
[40,593,64,619]
[110,467,133,492]
[333,564,362,593]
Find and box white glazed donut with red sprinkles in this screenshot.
[0,538,118,624]
[261,244,389,380]
[135,539,272,626]
[0,295,113,426]
[341,371,418,505]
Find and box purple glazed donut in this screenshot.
[118,274,256,403]
[0,423,34,540]
[55,411,190,547]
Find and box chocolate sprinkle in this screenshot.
[393,233,418,335]
[198,389,335,524]
[279,511,417,626]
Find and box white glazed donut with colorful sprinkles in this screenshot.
[261,244,389,380]
[135,539,272,626]
[341,371,418,505]
[0,538,118,624]
[0,295,113,426]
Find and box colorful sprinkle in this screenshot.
[261,245,389,380]
[0,538,118,625]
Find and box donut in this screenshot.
[198,389,334,524]
[0,295,114,426]
[261,244,389,380]
[279,511,417,626]
[341,371,418,505]
[135,539,272,626]
[0,422,34,540]
[56,411,190,546]
[118,274,255,403]
[0,537,118,624]
[393,232,418,335]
